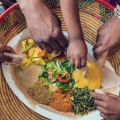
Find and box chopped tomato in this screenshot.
[47,70,56,83]
[58,75,72,83]
[51,79,57,83]
[47,70,54,75]
[47,71,71,83]
[61,71,68,78]
[48,73,57,83]
[35,46,45,57]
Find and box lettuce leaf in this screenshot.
[38,60,75,90]
[56,80,75,91]
[52,70,58,80]
[62,60,75,73]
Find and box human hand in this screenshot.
[0,43,16,63]
[67,39,87,69]
[93,15,120,59]
[90,91,120,120]
[19,0,68,53]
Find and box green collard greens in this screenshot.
[70,87,96,115]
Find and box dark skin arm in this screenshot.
[60,0,87,68]
[93,15,120,58]
[17,0,68,53]
[90,91,120,120]
[0,43,16,63]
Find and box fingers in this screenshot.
[81,57,87,67]
[69,58,75,66]
[75,58,87,69]
[94,36,120,58]
[108,45,120,56]
[69,57,87,69]
[0,44,16,63]
[0,44,15,54]
[41,44,53,53]
[50,41,62,52]
[0,43,15,54]
[34,31,68,53]
[0,53,4,62]
[75,57,81,69]
[95,100,108,109]
[100,113,117,120]
[100,113,109,119]
[96,34,100,43]
[93,34,109,59]
[0,53,13,63]
[90,91,108,101]
[34,41,44,50]
[57,31,68,49]
[5,46,16,54]
[97,106,109,115]
[34,41,53,53]
[93,45,108,59]
[3,55,13,62]
[67,42,87,69]
[106,93,118,98]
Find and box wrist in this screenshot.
[69,38,84,43]
[69,35,84,42]
[68,26,84,42]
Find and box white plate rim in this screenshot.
[2,31,115,120]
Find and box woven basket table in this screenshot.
[0,0,119,120]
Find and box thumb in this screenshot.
[93,44,106,59]
[93,37,110,59]
[108,45,120,56]
[3,55,13,62]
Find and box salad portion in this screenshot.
[39,60,75,91]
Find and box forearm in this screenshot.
[17,0,42,10]
[17,0,47,19]
[60,0,83,40]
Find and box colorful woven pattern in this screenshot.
[0,0,120,120]
[0,14,10,30]
[100,4,114,22]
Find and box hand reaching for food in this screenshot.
[93,15,120,59]
[0,43,16,63]
[60,0,87,69]
[90,91,120,120]
[17,0,68,53]
[67,40,87,69]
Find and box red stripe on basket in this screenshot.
[0,3,18,20]
[95,0,114,10]
[82,10,101,20]
[0,1,115,21]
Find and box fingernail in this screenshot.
[75,67,81,71]
[90,91,94,95]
